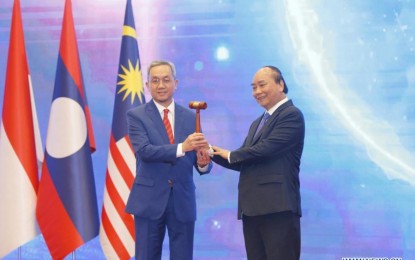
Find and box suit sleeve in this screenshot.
[212,155,241,171]
[127,109,178,164]
[211,136,250,172]
[230,108,304,164]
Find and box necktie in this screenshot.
[254,112,270,137]
[163,109,174,144]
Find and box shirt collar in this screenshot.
[266,97,289,116]
[153,99,175,116]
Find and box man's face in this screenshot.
[251,68,285,110]
[146,64,178,107]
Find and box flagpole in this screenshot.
[72,250,75,260]
[18,246,21,260]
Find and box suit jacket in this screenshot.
[213,100,305,219]
[125,99,212,222]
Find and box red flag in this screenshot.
[0,0,43,257]
[99,0,145,258]
[36,0,99,259]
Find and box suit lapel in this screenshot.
[250,100,293,144]
[174,105,185,143]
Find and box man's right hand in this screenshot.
[182,133,209,152]
[211,145,230,160]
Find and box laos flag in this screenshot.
[35,0,99,259]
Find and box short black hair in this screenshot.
[263,65,288,94]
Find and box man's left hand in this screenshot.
[197,148,211,167]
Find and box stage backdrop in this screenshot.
[1,0,414,259]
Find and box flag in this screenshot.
[99,0,145,258]
[0,0,43,257]
[35,0,99,259]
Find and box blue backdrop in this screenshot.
[1,0,414,259]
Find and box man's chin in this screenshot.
[256,100,267,107]
[154,97,172,106]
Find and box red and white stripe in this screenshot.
[0,0,43,256]
[0,76,43,260]
[100,136,136,259]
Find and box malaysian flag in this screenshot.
[99,0,145,259]
[35,0,99,259]
[0,0,43,257]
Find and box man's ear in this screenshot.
[174,79,179,90]
[278,80,284,92]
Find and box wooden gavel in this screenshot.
[189,101,207,133]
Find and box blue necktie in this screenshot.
[254,112,270,137]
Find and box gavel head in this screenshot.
[188,101,207,110]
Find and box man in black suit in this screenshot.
[212,65,305,260]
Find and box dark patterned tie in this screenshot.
[163,109,174,144]
[254,112,270,137]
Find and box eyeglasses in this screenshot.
[150,77,174,86]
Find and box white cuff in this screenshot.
[177,143,185,157]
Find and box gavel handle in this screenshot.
[195,109,201,133]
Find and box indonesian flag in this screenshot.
[0,0,43,257]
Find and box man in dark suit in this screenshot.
[212,66,305,260]
[126,60,213,260]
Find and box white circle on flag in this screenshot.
[46,97,87,158]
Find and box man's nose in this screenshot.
[158,81,166,88]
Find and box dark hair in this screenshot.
[263,65,288,94]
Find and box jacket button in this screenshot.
[168,180,174,187]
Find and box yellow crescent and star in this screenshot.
[117,25,144,104]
